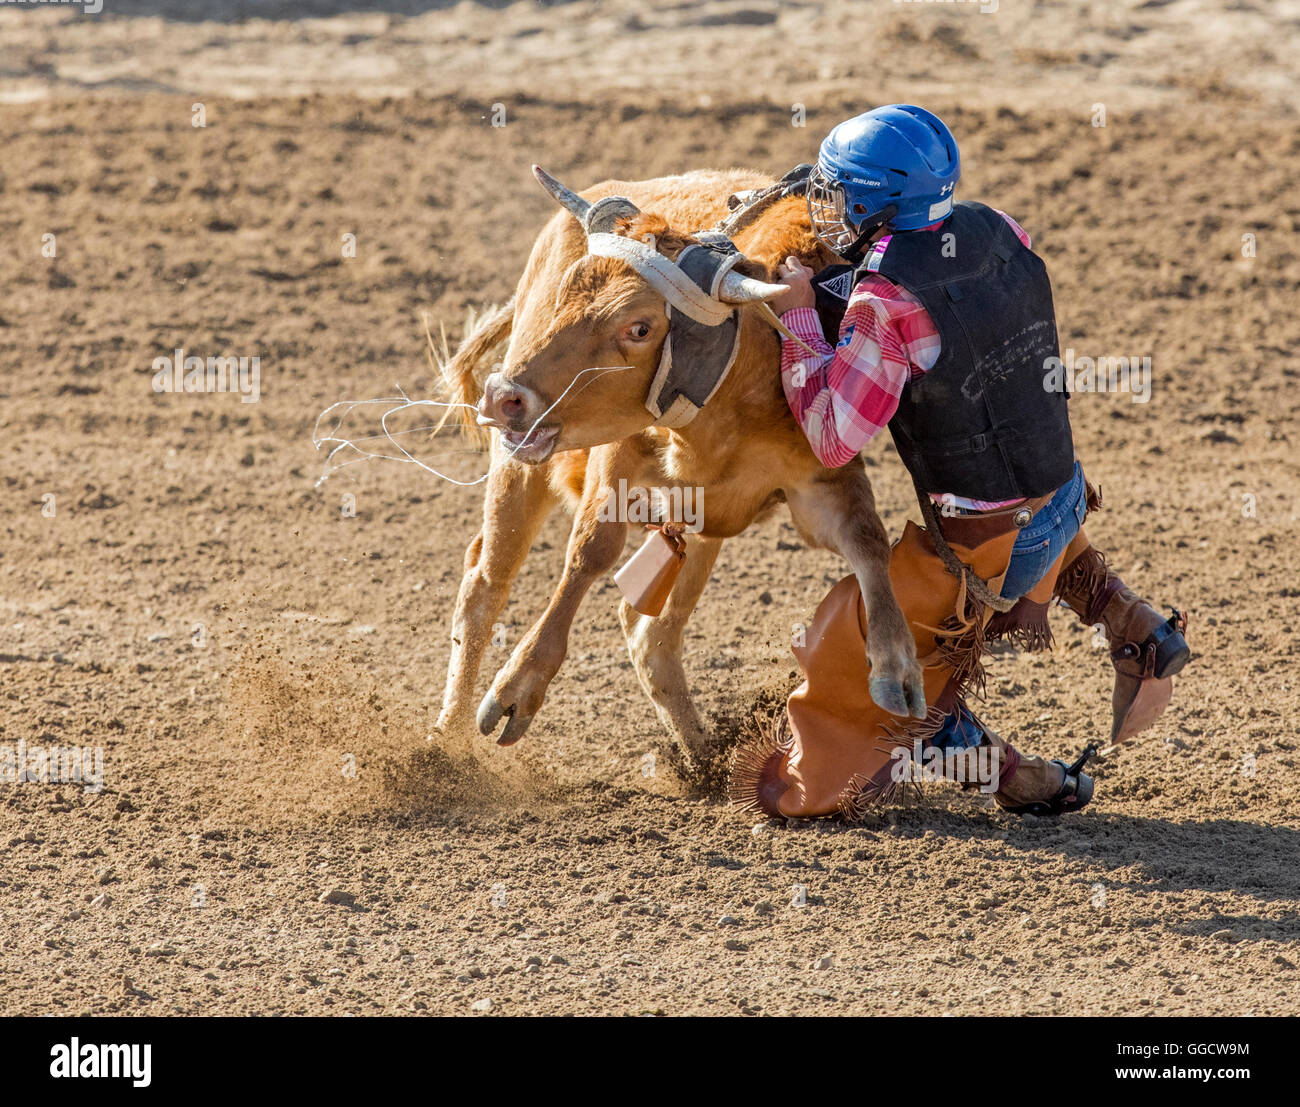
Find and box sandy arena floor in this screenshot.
[1,1,1298,1015]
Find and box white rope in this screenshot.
[313,391,487,488]
[312,364,635,489]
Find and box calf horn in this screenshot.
[533,165,643,235]
[717,270,789,304]
[533,164,786,305]
[532,164,592,222]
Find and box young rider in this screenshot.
[760,105,1189,817]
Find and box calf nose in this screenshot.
[481,373,541,427]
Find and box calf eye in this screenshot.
[626,322,653,341]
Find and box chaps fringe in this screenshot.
[837,773,919,820]
[932,604,989,703]
[985,598,1055,652]
[1084,477,1104,516]
[836,707,950,819]
[727,706,793,814]
[1053,544,1111,622]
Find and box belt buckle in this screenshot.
[1012,507,1033,529]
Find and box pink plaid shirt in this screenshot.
[780,211,1032,511]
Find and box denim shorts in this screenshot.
[999,461,1087,600]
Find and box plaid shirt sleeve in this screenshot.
[778,211,1032,471]
[778,288,937,470]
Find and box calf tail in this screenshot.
[424,298,515,449]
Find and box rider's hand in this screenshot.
[770,256,816,315]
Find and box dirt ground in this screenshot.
[1,1,1299,1016]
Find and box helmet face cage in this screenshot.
[806,163,859,255]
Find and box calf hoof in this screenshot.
[868,673,927,719]
[476,690,535,746]
[868,676,908,718]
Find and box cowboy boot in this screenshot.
[980,727,1094,816]
[931,710,1094,816]
[1055,532,1190,745]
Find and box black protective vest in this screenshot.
[821,202,1074,501]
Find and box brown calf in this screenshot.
[435,168,923,777]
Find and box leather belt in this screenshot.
[935,492,1055,550]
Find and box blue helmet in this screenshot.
[807,104,961,256]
